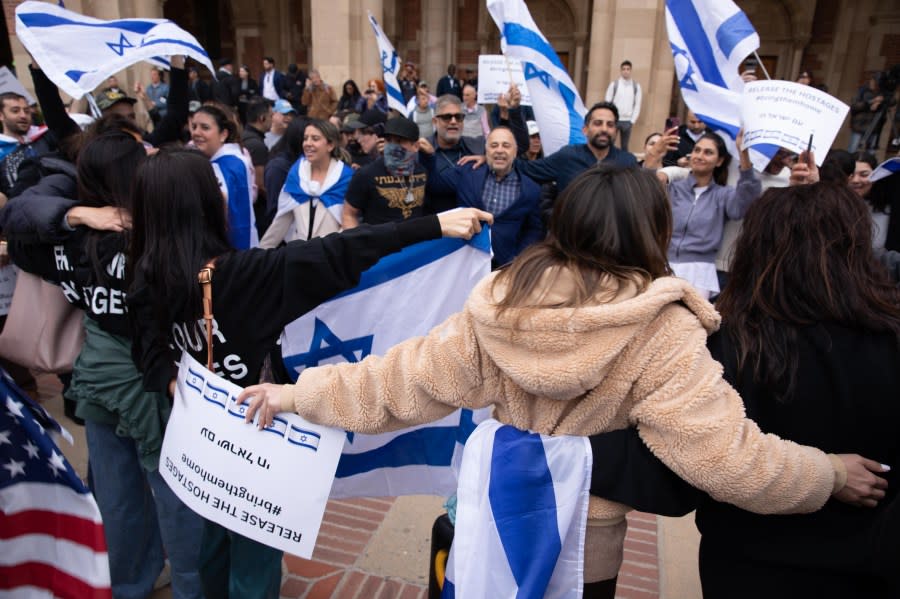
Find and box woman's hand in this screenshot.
[437,208,493,240]
[788,151,819,186]
[832,454,889,508]
[643,127,678,169]
[237,383,287,430]
[66,206,132,231]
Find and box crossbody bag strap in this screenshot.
[198,259,218,371]
[308,197,317,240]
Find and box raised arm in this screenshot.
[144,56,188,147]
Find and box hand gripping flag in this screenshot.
[441,419,592,599]
[280,227,493,498]
[0,369,111,598]
[486,0,587,155]
[366,12,407,114]
[15,0,215,100]
[664,0,775,171]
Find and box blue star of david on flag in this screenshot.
[107,32,133,56]
[287,318,373,371]
[670,42,698,92]
[523,63,552,88]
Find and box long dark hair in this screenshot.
[716,182,900,400]
[76,130,147,283]
[696,132,731,186]
[129,150,233,325]
[270,115,310,161]
[340,80,361,103]
[493,165,672,316]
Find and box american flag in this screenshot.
[0,370,111,598]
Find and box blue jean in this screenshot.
[199,520,283,599]
[86,420,204,599]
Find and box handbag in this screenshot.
[0,270,86,373]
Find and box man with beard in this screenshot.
[0,93,51,197]
[663,110,710,167]
[517,101,637,193]
[345,109,387,169]
[418,94,485,212]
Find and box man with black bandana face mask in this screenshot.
[343,116,429,228]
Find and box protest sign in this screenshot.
[160,352,345,557]
[476,55,532,106]
[0,68,35,105]
[741,80,849,167]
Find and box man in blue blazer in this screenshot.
[429,127,544,268]
[261,56,288,102]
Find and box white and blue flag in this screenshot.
[367,12,407,114]
[870,156,900,184]
[664,0,775,171]
[486,0,587,155]
[280,227,493,498]
[210,143,258,250]
[15,0,215,100]
[442,419,591,599]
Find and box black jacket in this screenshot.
[129,217,443,393]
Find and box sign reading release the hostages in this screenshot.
[159,352,345,557]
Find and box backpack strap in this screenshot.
[198,259,218,371]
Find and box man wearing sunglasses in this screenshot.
[418,95,486,213]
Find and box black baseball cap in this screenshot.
[383,117,419,141]
[346,109,387,130]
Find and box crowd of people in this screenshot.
[0,49,897,599]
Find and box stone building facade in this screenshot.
[3,0,899,152]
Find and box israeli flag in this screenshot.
[870,157,900,184]
[211,143,258,250]
[280,226,493,498]
[664,0,775,171]
[442,419,591,599]
[487,0,587,155]
[367,12,407,114]
[15,1,214,100]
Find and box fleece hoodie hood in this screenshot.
[467,271,720,402]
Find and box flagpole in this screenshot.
[85,94,102,119]
[752,51,771,80]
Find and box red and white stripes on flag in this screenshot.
[0,373,111,599]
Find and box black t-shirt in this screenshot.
[345,157,428,225]
[241,126,269,167]
[129,217,442,392]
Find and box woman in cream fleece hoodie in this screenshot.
[240,165,885,597]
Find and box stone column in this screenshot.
[420,0,451,92]
[310,0,381,95]
[586,0,673,155]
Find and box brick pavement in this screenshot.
[280,499,661,599]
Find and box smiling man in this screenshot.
[0,93,51,196]
[517,101,638,194]
[428,127,543,268]
[418,94,486,213]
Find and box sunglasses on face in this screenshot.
[436,113,464,123]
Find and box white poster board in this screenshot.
[476,55,532,106]
[0,67,35,105]
[160,352,345,558]
[741,80,849,166]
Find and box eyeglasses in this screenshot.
[436,113,464,123]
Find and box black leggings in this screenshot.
[583,576,617,599]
